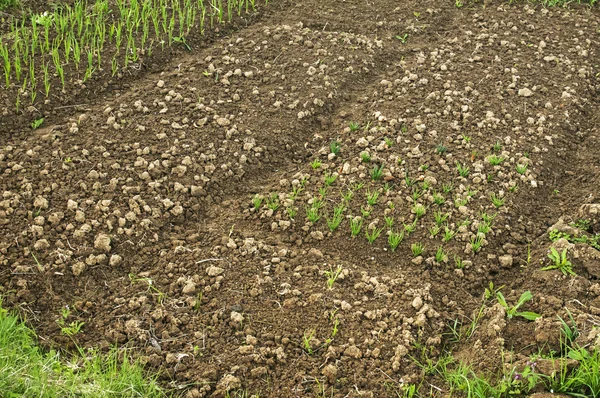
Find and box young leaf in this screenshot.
[516,311,541,321]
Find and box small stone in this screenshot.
[33,196,49,209]
[206,265,224,276]
[518,88,533,97]
[157,80,165,88]
[499,254,513,268]
[34,239,50,250]
[109,254,123,267]
[94,233,112,253]
[344,345,362,358]
[67,199,78,211]
[412,296,423,310]
[216,374,241,393]
[230,311,244,324]
[182,281,196,294]
[322,364,338,383]
[72,262,86,276]
[356,137,369,148]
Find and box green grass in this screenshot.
[0,299,165,397]
[0,0,18,10]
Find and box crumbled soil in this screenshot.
[1,0,600,397]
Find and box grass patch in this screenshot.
[0,298,165,397]
[0,0,18,10]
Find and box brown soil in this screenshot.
[1,0,600,397]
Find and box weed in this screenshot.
[411,242,424,257]
[388,230,404,252]
[490,193,505,208]
[56,307,85,336]
[324,265,343,289]
[456,161,470,178]
[350,218,363,238]
[543,247,576,276]
[461,134,472,143]
[366,227,383,244]
[495,291,540,321]
[371,164,384,181]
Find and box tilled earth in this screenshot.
[1,0,600,397]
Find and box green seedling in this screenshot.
[252,195,263,210]
[490,193,505,208]
[302,330,315,355]
[361,152,371,163]
[470,235,484,253]
[429,225,441,238]
[443,227,456,242]
[350,218,363,238]
[286,206,297,220]
[411,242,424,257]
[366,189,379,206]
[488,155,505,166]
[495,291,540,321]
[478,221,492,235]
[454,255,464,269]
[266,193,280,211]
[404,221,416,235]
[405,174,415,187]
[433,192,445,206]
[456,161,470,178]
[542,247,575,276]
[310,159,322,169]
[434,211,449,226]
[56,306,84,337]
[352,181,365,191]
[411,187,422,202]
[318,187,328,198]
[366,227,383,244]
[306,206,321,223]
[516,164,528,175]
[442,182,454,193]
[326,205,344,232]
[412,203,426,218]
[330,140,341,156]
[395,33,409,43]
[461,134,471,143]
[324,173,337,187]
[371,164,384,181]
[435,246,447,263]
[324,265,343,289]
[384,137,394,147]
[484,282,504,301]
[388,230,404,252]
[436,143,447,155]
[385,216,394,229]
[383,183,393,194]
[360,206,371,218]
[31,117,44,130]
[349,121,360,132]
[341,190,353,202]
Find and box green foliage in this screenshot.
[543,247,576,276]
[495,290,540,321]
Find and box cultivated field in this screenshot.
[1,0,600,396]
